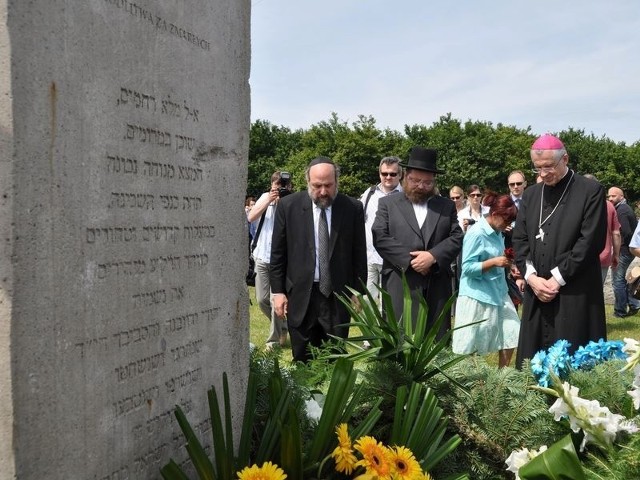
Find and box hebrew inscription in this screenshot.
[7,1,247,479]
[80,82,219,477]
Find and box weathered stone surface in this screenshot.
[1,1,250,478]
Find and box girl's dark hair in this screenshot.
[482,191,517,223]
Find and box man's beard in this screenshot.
[405,188,432,204]
[308,188,337,209]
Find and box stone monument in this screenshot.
[0,1,251,478]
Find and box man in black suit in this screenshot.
[270,157,367,362]
[372,147,463,336]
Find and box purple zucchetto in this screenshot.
[531,134,565,150]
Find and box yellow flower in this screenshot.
[336,423,351,447]
[332,424,358,474]
[354,435,392,478]
[415,471,433,480]
[389,446,422,480]
[236,461,287,480]
[354,474,378,480]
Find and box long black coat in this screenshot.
[269,192,367,336]
[513,172,607,366]
[372,194,463,335]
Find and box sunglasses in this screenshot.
[380,172,398,177]
[509,182,524,187]
[469,193,483,198]
[450,195,461,200]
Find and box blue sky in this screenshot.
[250,0,640,144]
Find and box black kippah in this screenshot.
[308,156,335,168]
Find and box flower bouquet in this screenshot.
[505,338,640,479]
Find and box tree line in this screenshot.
[248,112,640,203]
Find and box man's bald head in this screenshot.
[607,187,625,206]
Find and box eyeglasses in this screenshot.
[406,177,434,187]
[469,193,483,198]
[508,182,524,187]
[450,195,461,200]
[380,172,398,177]
[531,156,563,174]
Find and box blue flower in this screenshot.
[532,338,627,387]
[531,340,571,387]
[570,339,626,370]
[531,350,549,387]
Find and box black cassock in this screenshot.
[513,171,607,367]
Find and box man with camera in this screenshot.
[248,171,292,349]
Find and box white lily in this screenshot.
[505,445,547,480]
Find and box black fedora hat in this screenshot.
[400,146,445,174]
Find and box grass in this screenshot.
[246,286,640,366]
[247,286,362,363]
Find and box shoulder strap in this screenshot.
[251,210,267,251]
[363,186,376,213]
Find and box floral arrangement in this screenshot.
[506,338,640,479]
[235,424,435,480]
[546,381,638,452]
[331,423,433,480]
[531,338,627,387]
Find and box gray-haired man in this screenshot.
[359,157,403,305]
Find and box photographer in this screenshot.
[457,184,488,233]
[248,171,293,349]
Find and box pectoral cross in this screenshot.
[536,227,545,241]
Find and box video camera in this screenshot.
[278,171,292,197]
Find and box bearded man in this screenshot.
[270,157,367,362]
[372,147,463,335]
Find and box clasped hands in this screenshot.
[409,250,436,275]
[527,274,560,303]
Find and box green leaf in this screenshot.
[390,382,461,473]
[334,275,469,385]
[173,405,216,480]
[237,370,258,468]
[307,358,357,462]
[221,374,234,480]
[254,373,291,462]
[519,434,586,480]
[159,459,190,480]
[279,406,304,480]
[207,386,230,479]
